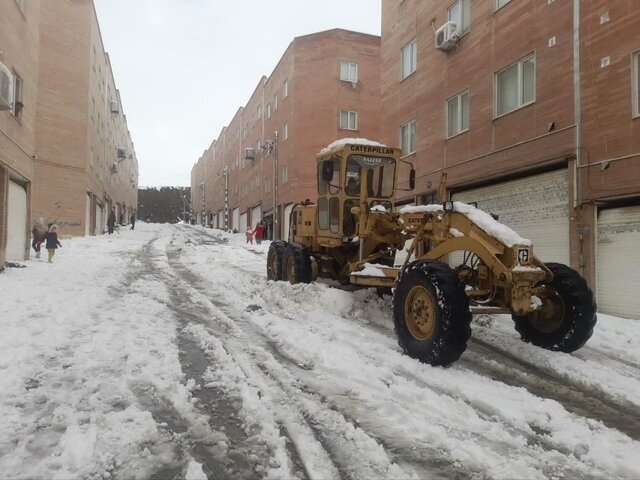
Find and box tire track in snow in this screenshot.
[462,337,640,441]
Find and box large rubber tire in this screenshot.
[512,262,597,352]
[267,241,288,281]
[393,260,472,366]
[284,243,312,284]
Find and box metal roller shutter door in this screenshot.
[232,208,239,231]
[451,169,570,265]
[251,205,262,229]
[284,203,294,242]
[239,212,247,232]
[597,206,640,319]
[6,181,27,261]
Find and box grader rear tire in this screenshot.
[393,260,472,366]
[512,262,597,352]
[285,243,312,284]
[267,241,288,281]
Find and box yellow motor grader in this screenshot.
[267,140,597,366]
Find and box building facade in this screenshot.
[33,0,138,239]
[380,0,640,318]
[192,29,381,240]
[0,0,41,266]
[1,0,137,265]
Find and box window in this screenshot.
[400,120,416,155]
[283,80,288,98]
[496,54,535,117]
[448,0,470,35]
[447,90,469,137]
[264,177,271,193]
[15,0,25,14]
[340,61,358,83]
[282,165,288,183]
[340,110,358,130]
[257,105,261,119]
[401,39,417,80]
[634,51,640,117]
[495,0,512,10]
[12,73,23,118]
[267,103,271,119]
[274,94,278,110]
[283,122,288,140]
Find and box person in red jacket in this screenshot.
[253,221,264,245]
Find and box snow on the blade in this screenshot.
[351,263,391,277]
[399,202,531,247]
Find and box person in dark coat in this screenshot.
[107,209,116,235]
[43,224,62,263]
[130,213,136,230]
[31,218,46,258]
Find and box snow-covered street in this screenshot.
[1,223,639,479]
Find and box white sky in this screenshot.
[93,0,382,187]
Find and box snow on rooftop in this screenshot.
[399,202,531,247]
[319,138,387,154]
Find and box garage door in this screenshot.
[251,205,262,230]
[6,181,27,261]
[283,203,294,242]
[239,212,247,232]
[451,169,570,265]
[597,206,640,319]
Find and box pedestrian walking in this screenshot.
[246,227,254,244]
[43,224,62,263]
[107,209,116,235]
[130,213,136,230]
[253,221,264,245]
[31,218,46,259]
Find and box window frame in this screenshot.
[495,52,536,118]
[340,61,359,83]
[267,103,271,119]
[283,80,288,98]
[401,39,417,80]
[446,89,469,138]
[339,110,358,130]
[448,0,470,35]
[283,122,288,140]
[282,165,288,183]
[400,119,417,157]
[11,70,23,119]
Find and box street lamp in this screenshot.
[261,132,279,240]
[217,166,229,231]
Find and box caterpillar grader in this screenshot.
[267,140,597,366]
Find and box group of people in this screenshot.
[246,221,265,245]
[31,219,62,263]
[107,209,136,234]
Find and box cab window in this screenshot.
[346,155,395,198]
[318,156,341,195]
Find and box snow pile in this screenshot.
[399,202,531,247]
[351,263,393,277]
[319,138,388,154]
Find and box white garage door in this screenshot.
[96,203,103,235]
[239,212,247,232]
[284,203,294,242]
[451,169,570,265]
[251,205,262,230]
[597,206,640,319]
[85,193,91,235]
[6,181,28,261]
[232,208,240,232]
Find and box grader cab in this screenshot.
[267,140,597,366]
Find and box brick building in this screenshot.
[0,0,41,266]
[33,0,138,238]
[380,0,640,318]
[1,0,138,265]
[192,29,381,240]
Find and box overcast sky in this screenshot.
[93,0,381,187]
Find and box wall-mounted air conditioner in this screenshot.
[110,101,120,114]
[245,147,256,160]
[435,22,459,51]
[117,147,126,159]
[0,62,14,111]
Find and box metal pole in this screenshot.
[273,131,279,241]
[224,166,229,231]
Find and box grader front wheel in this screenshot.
[512,262,597,352]
[284,243,312,284]
[267,241,288,281]
[393,261,472,366]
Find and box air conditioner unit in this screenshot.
[110,101,120,114]
[0,62,14,111]
[117,147,126,159]
[245,147,256,160]
[435,21,459,51]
